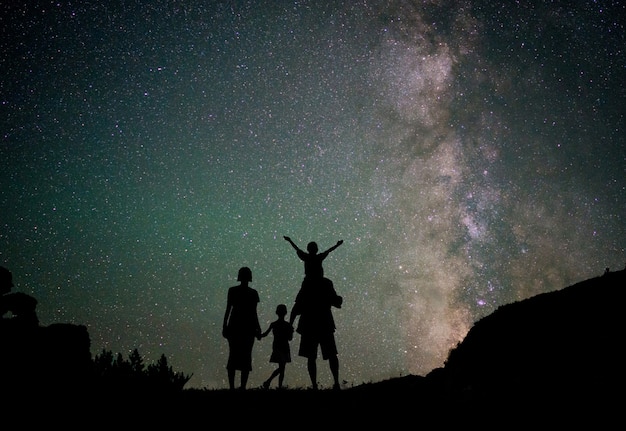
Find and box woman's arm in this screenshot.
[258,324,272,339]
[222,304,231,338]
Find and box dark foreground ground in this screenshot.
[6,270,623,427]
[7,374,620,428]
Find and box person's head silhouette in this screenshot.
[237,267,252,283]
[306,242,318,254]
[276,304,287,318]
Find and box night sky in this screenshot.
[2,1,624,390]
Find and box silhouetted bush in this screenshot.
[92,348,192,392]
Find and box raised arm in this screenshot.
[323,239,343,254]
[283,236,301,252]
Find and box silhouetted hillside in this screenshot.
[438,268,625,400]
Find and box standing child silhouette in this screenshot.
[258,304,294,389]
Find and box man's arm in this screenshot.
[289,302,301,326]
[326,278,343,308]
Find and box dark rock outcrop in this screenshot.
[0,322,92,393]
[437,269,626,403]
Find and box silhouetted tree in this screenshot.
[128,348,144,376]
[92,348,114,378]
[146,353,192,391]
[114,352,133,380]
[92,348,191,392]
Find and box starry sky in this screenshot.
[1,1,624,390]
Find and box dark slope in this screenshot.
[439,268,625,398]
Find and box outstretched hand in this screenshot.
[283,236,291,242]
[337,240,343,246]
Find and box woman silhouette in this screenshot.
[222,266,261,390]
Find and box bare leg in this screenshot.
[227,368,236,390]
[329,355,340,390]
[277,363,286,388]
[307,357,317,389]
[241,370,249,390]
[264,368,280,388]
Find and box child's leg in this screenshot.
[277,363,286,388]
[264,367,280,388]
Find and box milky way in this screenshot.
[1,1,624,389]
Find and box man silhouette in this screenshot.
[289,276,343,390]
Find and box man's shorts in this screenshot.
[298,331,337,360]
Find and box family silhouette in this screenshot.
[222,236,344,390]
